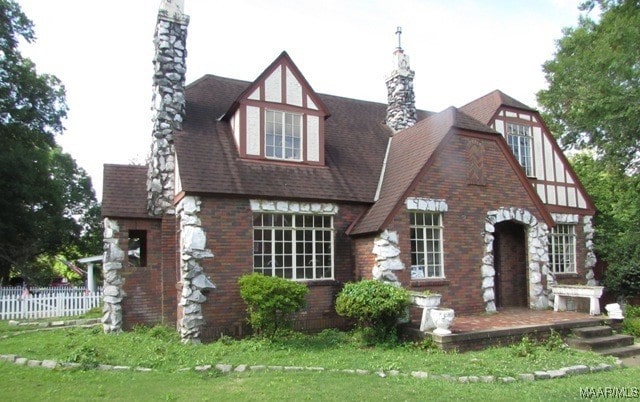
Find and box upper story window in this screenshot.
[410,212,444,279]
[549,224,576,274]
[265,110,302,161]
[506,122,533,177]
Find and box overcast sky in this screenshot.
[16,0,587,200]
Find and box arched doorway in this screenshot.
[481,207,551,313]
[494,221,527,308]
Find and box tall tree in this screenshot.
[537,0,640,171]
[0,0,99,285]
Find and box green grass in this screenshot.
[1,360,639,401]
[0,325,617,376]
[0,324,636,401]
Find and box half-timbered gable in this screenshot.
[223,52,329,165]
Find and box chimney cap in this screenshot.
[159,0,189,23]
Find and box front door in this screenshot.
[494,221,527,309]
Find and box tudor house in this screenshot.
[101,1,597,342]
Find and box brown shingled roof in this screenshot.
[460,89,536,125]
[174,75,396,203]
[101,164,152,219]
[349,107,498,235]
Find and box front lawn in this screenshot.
[0,324,637,401]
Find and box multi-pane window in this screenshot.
[265,110,302,160]
[410,213,444,279]
[253,213,333,280]
[506,123,533,177]
[549,224,576,273]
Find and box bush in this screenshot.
[335,280,410,344]
[604,263,640,301]
[238,273,308,338]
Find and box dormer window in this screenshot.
[266,110,302,160]
[506,122,533,177]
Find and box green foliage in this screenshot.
[571,153,640,294]
[544,329,568,352]
[511,335,537,358]
[238,273,308,338]
[624,304,640,319]
[335,280,410,344]
[0,1,100,285]
[605,264,640,300]
[538,1,640,171]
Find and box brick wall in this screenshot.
[196,196,367,341]
[114,218,166,329]
[382,132,553,315]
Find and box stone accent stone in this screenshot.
[147,2,189,216]
[385,47,417,133]
[405,197,448,212]
[102,218,125,333]
[482,207,550,312]
[178,196,215,344]
[583,215,597,285]
[372,230,404,286]
[250,199,338,215]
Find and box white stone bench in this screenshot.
[550,285,604,316]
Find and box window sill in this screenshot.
[409,279,450,288]
[553,273,580,278]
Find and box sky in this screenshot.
[15,0,588,200]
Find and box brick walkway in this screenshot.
[450,308,603,333]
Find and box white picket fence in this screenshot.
[0,287,103,320]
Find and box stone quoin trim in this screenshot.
[102,218,125,333]
[583,216,597,285]
[482,207,551,313]
[178,196,216,344]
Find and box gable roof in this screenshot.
[102,164,153,219]
[222,51,329,120]
[349,107,500,235]
[460,89,536,125]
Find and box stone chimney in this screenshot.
[147,0,190,216]
[385,27,417,133]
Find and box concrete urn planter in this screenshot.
[409,293,442,308]
[430,308,455,335]
[409,293,442,331]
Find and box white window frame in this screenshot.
[252,212,334,281]
[506,122,534,177]
[549,224,576,274]
[265,110,302,161]
[410,212,445,279]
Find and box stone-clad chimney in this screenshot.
[147,0,190,216]
[385,27,417,133]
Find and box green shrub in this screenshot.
[511,335,537,358]
[622,318,640,337]
[604,263,640,301]
[238,273,308,338]
[335,280,410,344]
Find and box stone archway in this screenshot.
[481,207,551,313]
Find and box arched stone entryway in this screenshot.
[481,207,551,313]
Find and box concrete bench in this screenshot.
[550,285,604,316]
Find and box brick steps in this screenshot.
[567,325,640,359]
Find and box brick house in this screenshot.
[101,1,597,343]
